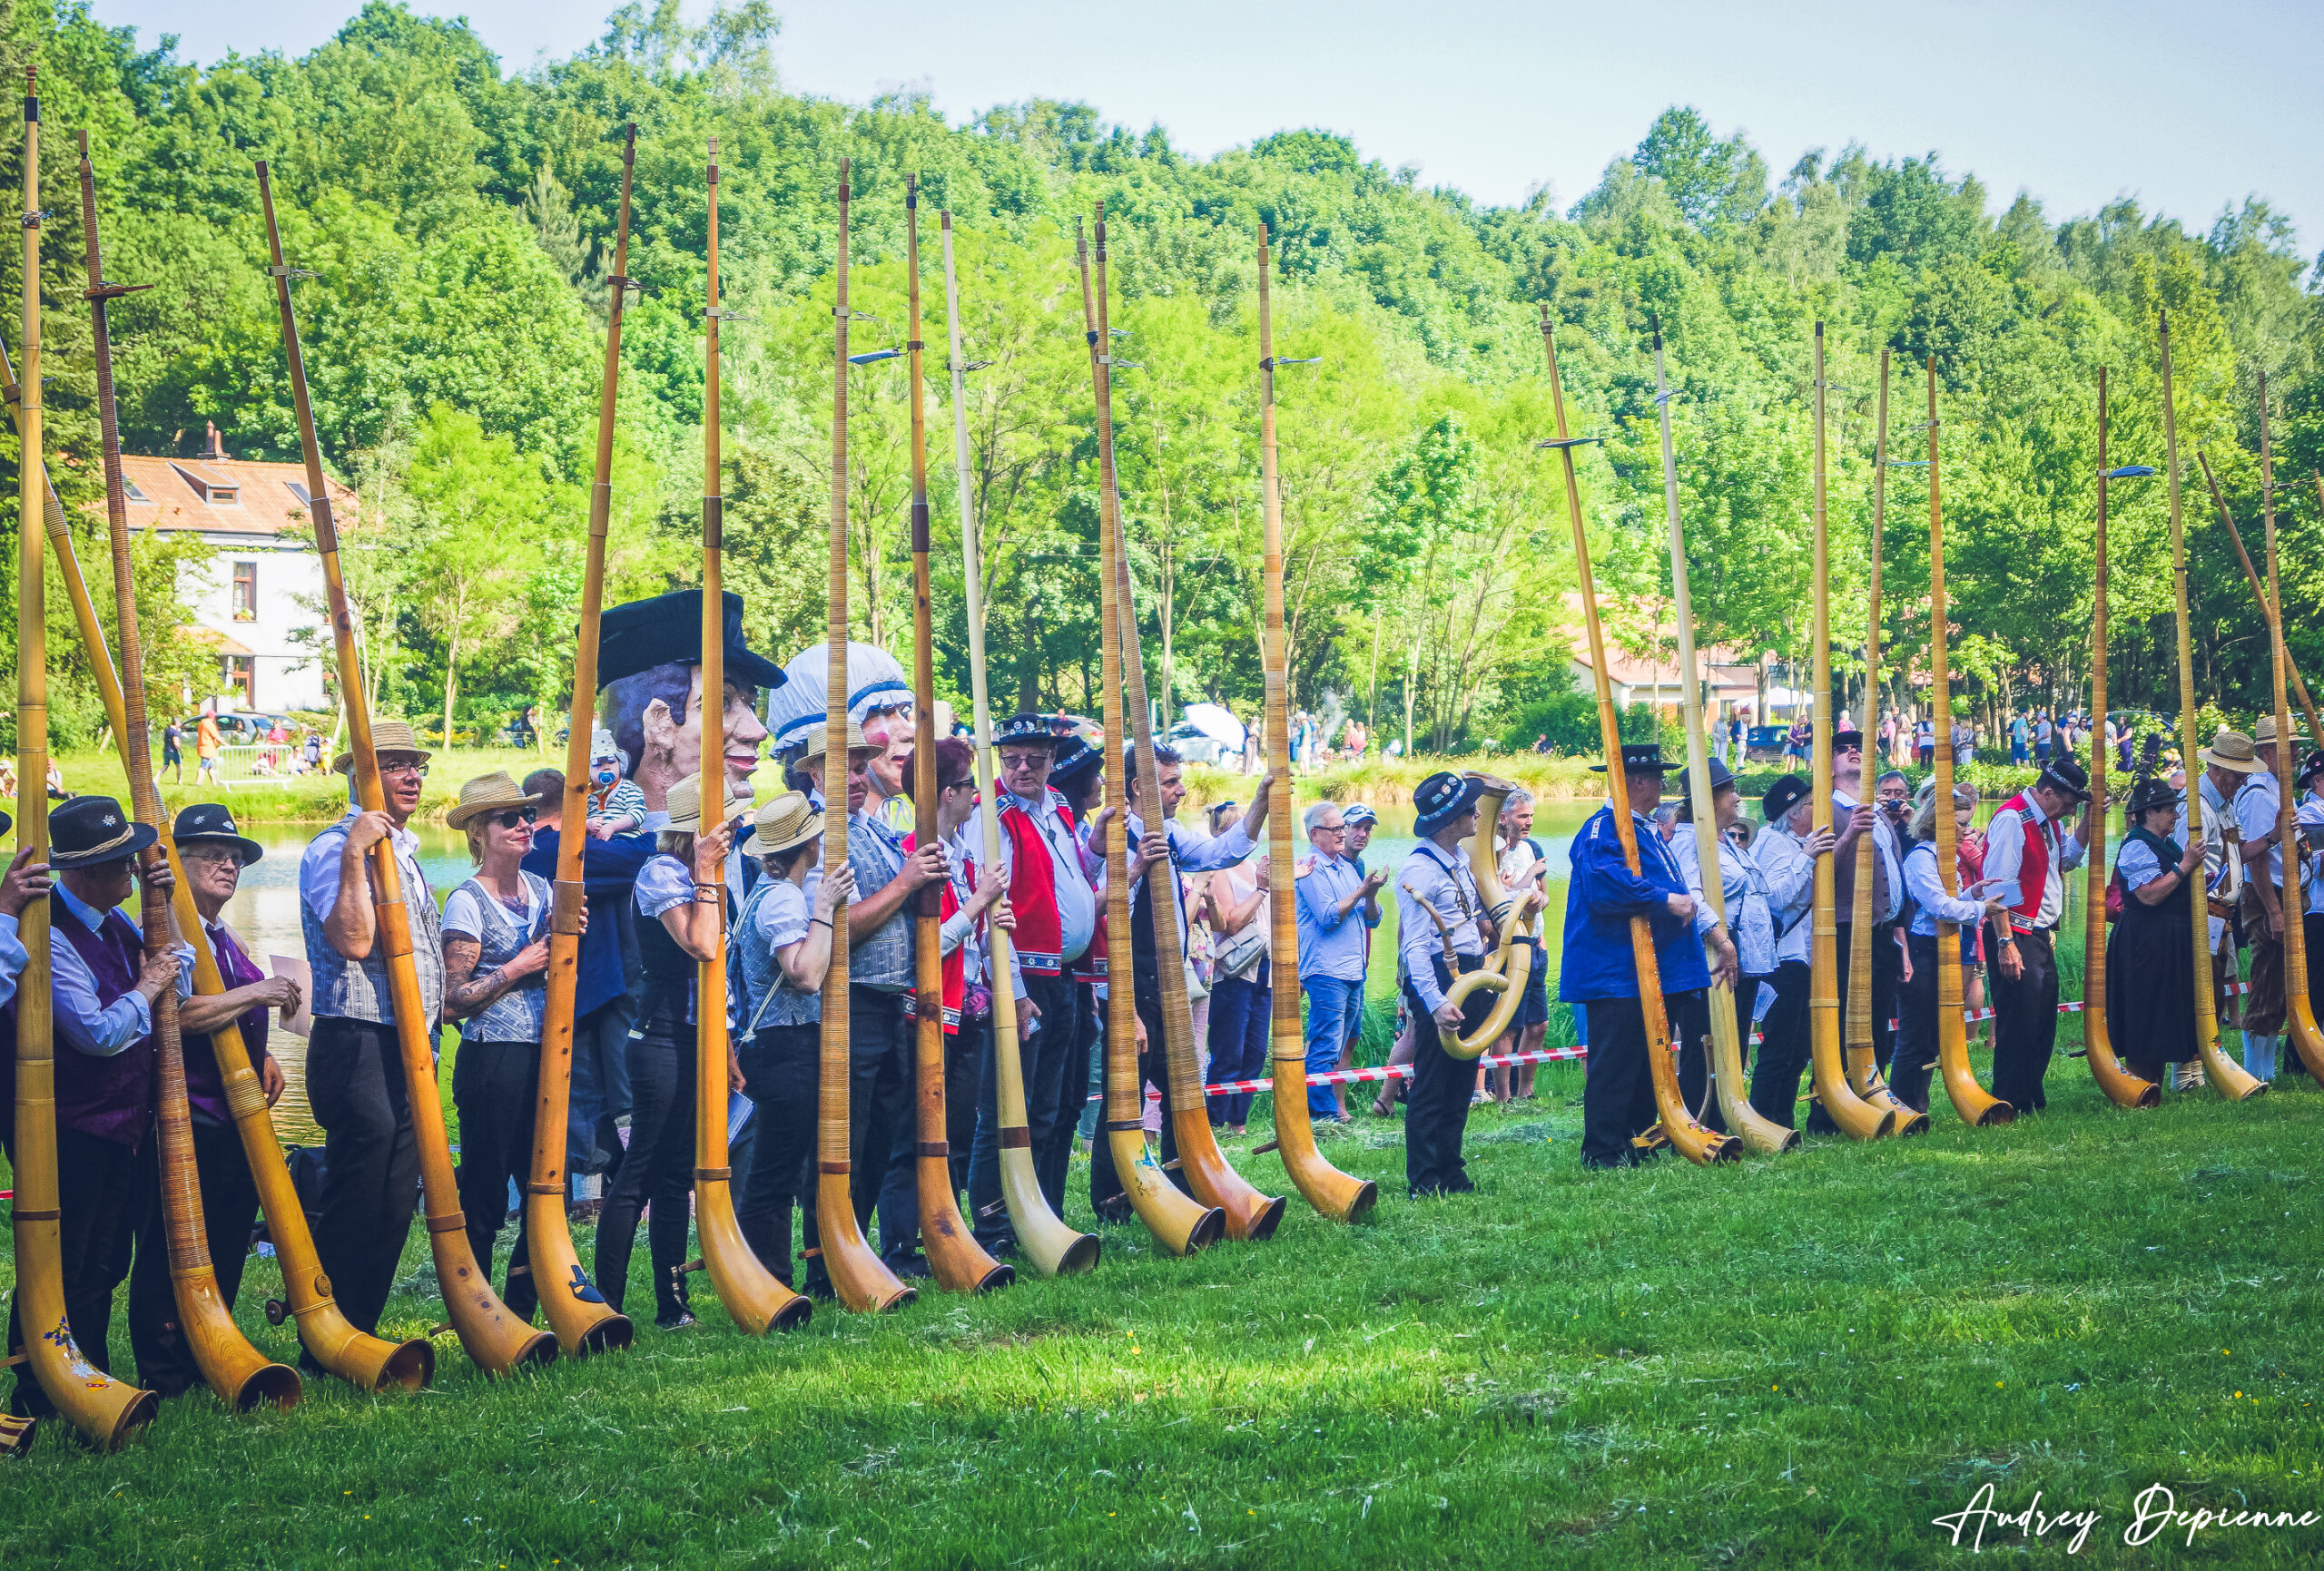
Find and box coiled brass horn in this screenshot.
[1435,778,1540,1062]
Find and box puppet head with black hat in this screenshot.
[596,588,784,814]
[49,794,163,918]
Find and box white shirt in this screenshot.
[1982,795,2085,929]
[2234,773,2283,887]
[1397,839,1484,1011]
[999,787,1100,963]
[2115,837,2171,892]
[1111,811,1256,955]
[1673,825,1774,976]
[441,878,546,943]
[2301,796,2324,917]
[52,883,195,1058]
[1902,840,1987,937]
[300,814,428,927]
[1750,826,1817,967]
[0,911,25,1011]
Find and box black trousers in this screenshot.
[800,989,914,1275]
[306,1016,422,1337]
[946,1017,985,1201]
[1748,961,1813,1128]
[1807,922,1900,1133]
[735,1024,819,1289]
[1891,931,1944,1114]
[1673,985,1758,1134]
[870,1009,983,1265]
[451,1038,539,1323]
[1088,984,1187,1215]
[128,1116,262,1397]
[5,1129,151,1418]
[596,1026,696,1325]
[1581,991,1703,1167]
[1025,970,1090,1221]
[1991,926,2059,1113]
[1406,957,1490,1195]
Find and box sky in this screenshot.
[86,0,2324,255]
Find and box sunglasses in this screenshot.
[488,808,539,830]
[940,779,975,793]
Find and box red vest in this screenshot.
[900,832,963,1035]
[997,791,1078,975]
[1995,792,2053,930]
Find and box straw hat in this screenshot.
[446,770,543,830]
[743,790,823,858]
[2252,714,2304,748]
[334,718,431,775]
[664,771,753,832]
[2201,728,2263,774]
[796,718,875,766]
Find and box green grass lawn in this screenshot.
[5,1046,2323,1568]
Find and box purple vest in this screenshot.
[182,922,269,1125]
[53,905,157,1147]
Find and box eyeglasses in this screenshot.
[490,808,539,830]
[379,760,429,780]
[1313,824,1345,836]
[179,846,244,867]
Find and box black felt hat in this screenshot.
[48,794,158,869]
[1413,771,1484,837]
[171,802,263,866]
[1761,774,1811,827]
[992,712,1061,750]
[1831,729,1865,751]
[2300,749,2324,788]
[2123,776,2184,818]
[1047,733,1104,797]
[596,589,786,692]
[1588,741,1685,775]
[2037,755,2092,802]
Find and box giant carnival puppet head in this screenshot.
[763,640,912,800]
[597,589,784,813]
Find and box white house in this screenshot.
[121,427,344,713]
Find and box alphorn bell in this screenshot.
[79,132,299,1409]
[2080,369,2162,1108]
[2256,383,2324,1080]
[1256,229,1376,1222]
[2157,309,2266,1101]
[1079,214,1223,1256]
[0,338,432,1390]
[5,65,162,1449]
[1842,352,1927,1134]
[257,161,559,1370]
[1922,356,2013,1126]
[817,161,918,1312]
[1538,306,1738,1165]
[1434,781,1542,1060]
[524,126,638,1356]
[1091,209,1284,1241]
[940,210,1100,1275]
[1649,315,1797,1154]
[693,138,812,1331]
[901,175,1012,1292]
[1804,322,1896,1141]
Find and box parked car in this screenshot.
[175,711,296,743]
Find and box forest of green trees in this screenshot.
[1,0,2319,753]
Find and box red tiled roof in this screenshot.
[106,453,354,538]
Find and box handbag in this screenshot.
[1214,923,1268,981]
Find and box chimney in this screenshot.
[203,420,226,461]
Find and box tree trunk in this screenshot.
[441,623,461,755]
[1403,625,1421,759]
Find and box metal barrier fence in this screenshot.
[185,741,327,787]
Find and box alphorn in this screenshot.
[694,138,813,1331]
[5,65,161,1449]
[1079,214,1223,1256]
[0,338,432,1391]
[817,161,918,1312]
[1923,357,2014,1126]
[1649,316,1796,1154]
[938,209,1098,1276]
[524,126,638,1356]
[1435,781,1541,1059]
[79,133,300,1409]
[901,176,1013,1292]
[2157,309,2266,1100]
[1805,322,1896,1140]
[258,161,560,1369]
[2081,369,2162,1107]
[1538,306,1738,1164]
[1842,352,1928,1134]
[1256,229,1377,1222]
[2255,385,2324,1080]
[1092,209,1284,1241]
[2196,456,2324,762]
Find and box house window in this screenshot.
[231,560,257,621]
[123,476,149,503]
[221,655,255,708]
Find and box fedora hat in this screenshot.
[796,717,876,767]
[334,718,431,775]
[171,802,262,866]
[446,771,545,831]
[665,771,753,832]
[2035,755,2092,802]
[2201,728,2263,774]
[743,790,823,858]
[48,794,158,869]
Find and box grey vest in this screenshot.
[737,877,822,1036]
[455,872,551,1043]
[302,811,445,1027]
[846,815,914,993]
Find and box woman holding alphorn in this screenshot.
[2109,776,2206,1087]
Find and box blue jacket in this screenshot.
[1558,803,1714,1003]
[522,825,655,1019]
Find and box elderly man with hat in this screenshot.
[1981,753,2093,1111]
[1745,775,1833,1127]
[4,796,192,1415]
[792,718,946,1287]
[126,805,300,1397]
[296,718,445,1342]
[1396,771,1528,1195]
[1563,745,1738,1168]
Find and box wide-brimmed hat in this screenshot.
[743,790,823,858]
[2124,776,2184,818]
[447,771,545,831]
[1589,741,1685,775]
[171,802,262,866]
[334,718,431,775]
[1413,771,1483,837]
[2036,755,2092,801]
[664,771,753,833]
[796,718,876,767]
[2201,729,2263,774]
[1761,774,1812,827]
[596,589,785,693]
[49,794,158,869]
[2253,714,2304,748]
[992,712,1061,751]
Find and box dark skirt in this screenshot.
[2108,894,2196,1068]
